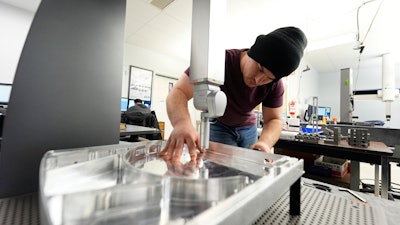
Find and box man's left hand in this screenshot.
[249,142,273,154]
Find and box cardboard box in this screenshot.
[314,156,349,177]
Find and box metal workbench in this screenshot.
[1,181,397,225]
[275,137,393,198]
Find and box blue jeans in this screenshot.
[210,120,258,149]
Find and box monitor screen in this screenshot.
[120,97,128,111]
[0,83,12,105]
[127,99,151,109]
[143,100,151,108]
[128,99,134,108]
[317,106,331,117]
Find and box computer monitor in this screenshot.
[317,106,331,118]
[128,99,135,108]
[0,83,12,105]
[120,97,128,111]
[304,105,331,122]
[143,100,151,108]
[127,99,151,109]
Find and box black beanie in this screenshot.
[247,26,307,79]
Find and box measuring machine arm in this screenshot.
[190,0,227,150]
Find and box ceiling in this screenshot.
[2,0,400,74]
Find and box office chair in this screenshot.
[121,110,162,141]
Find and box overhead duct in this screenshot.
[150,0,175,9]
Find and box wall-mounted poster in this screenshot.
[128,66,153,101]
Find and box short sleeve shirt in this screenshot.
[185,49,284,127]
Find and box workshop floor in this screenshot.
[360,162,400,202]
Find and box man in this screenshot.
[127,99,151,118]
[123,99,162,140]
[160,26,307,161]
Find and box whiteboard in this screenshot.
[128,66,153,101]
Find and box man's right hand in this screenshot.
[159,121,204,161]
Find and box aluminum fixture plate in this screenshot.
[39,141,303,225]
[1,186,388,225]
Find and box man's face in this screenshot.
[242,58,277,88]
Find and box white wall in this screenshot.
[123,43,199,139]
[316,71,341,119]
[352,64,400,128]
[0,3,34,84]
[122,44,188,97]
[285,60,320,119]
[288,58,400,129]
[318,64,400,128]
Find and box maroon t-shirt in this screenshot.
[185,49,284,127]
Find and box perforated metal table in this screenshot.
[1,181,398,225]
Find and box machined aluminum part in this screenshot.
[39,141,303,225]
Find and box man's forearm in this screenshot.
[166,89,192,127]
[258,119,282,148]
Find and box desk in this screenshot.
[119,124,161,137]
[275,139,393,199]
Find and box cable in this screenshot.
[360,0,385,46]
[356,0,377,42]
[360,178,400,193]
[353,52,362,94]
[355,0,385,52]
[353,0,385,92]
